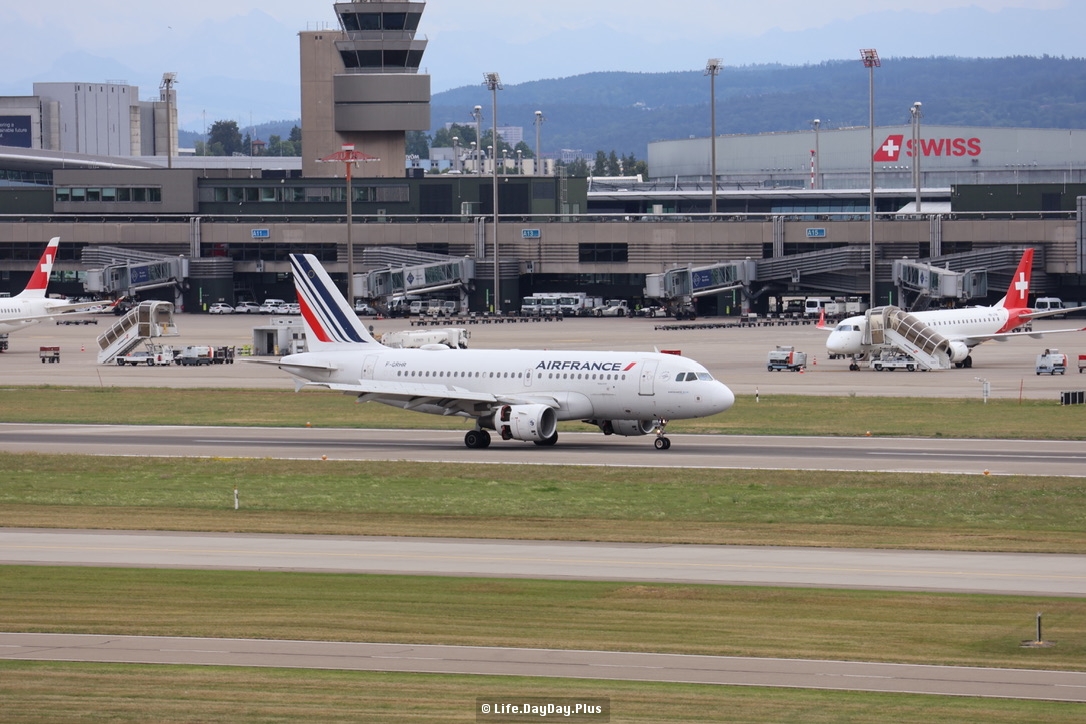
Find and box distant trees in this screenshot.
[563,150,646,178]
[195,121,301,156]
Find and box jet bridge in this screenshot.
[863,306,954,370]
[361,247,475,310]
[82,246,189,300]
[97,301,179,364]
[892,260,988,311]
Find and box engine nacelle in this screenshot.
[489,404,557,442]
[588,419,659,437]
[946,339,970,363]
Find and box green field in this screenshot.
[2,386,1084,720]
[1,385,1084,439]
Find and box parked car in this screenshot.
[234,302,260,314]
[354,301,378,315]
[259,299,287,313]
[208,303,234,314]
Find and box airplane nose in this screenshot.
[826,333,845,354]
[714,382,736,412]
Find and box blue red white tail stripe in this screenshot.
[290,254,373,346]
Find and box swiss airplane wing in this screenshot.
[1019,305,1086,320]
[960,325,1086,345]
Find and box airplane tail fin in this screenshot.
[14,237,60,300]
[996,248,1033,309]
[289,254,376,351]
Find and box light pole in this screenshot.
[705,59,722,214]
[534,110,545,176]
[861,48,880,306]
[318,144,379,306]
[452,136,459,173]
[810,118,821,189]
[484,72,503,313]
[472,105,483,175]
[160,72,177,169]
[911,101,923,213]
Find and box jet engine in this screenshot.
[587,419,659,436]
[945,339,970,363]
[489,404,557,442]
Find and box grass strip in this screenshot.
[1,661,1080,724]
[2,453,1084,552]
[2,567,1084,671]
[1,386,1083,439]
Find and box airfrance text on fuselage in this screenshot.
[536,360,635,372]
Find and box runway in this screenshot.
[1,422,1083,476]
[4,633,1086,702]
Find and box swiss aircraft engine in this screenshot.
[588,419,659,436]
[946,339,970,363]
[490,404,558,442]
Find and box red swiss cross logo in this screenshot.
[873,134,905,162]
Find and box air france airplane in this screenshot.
[267,254,735,449]
[0,237,111,339]
[824,248,1085,369]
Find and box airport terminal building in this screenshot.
[0,0,1084,315]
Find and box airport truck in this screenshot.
[767,345,808,371]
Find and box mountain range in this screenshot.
[178,56,1086,161]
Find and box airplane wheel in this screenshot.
[654,437,670,450]
[534,431,558,446]
[963,356,973,369]
[465,430,490,449]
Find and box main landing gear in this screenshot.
[464,429,491,449]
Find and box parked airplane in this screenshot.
[264,254,735,449]
[824,248,1085,369]
[0,237,111,339]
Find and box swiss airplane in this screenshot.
[265,254,735,449]
[824,248,1085,369]
[0,237,110,339]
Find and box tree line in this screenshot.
[194,120,302,157]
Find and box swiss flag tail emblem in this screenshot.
[19,237,60,299]
[873,135,905,162]
[1000,248,1034,309]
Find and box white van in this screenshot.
[1034,297,1065,318]
[803,297,832,318]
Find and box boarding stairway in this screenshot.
[863,306,953,370]
[96,301,180,365]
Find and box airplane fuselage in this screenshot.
[280,347,734,422]
[827,305,1018,357]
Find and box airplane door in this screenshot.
[361,354,378,380]
[523,368,533,387]
[639,359,658,396]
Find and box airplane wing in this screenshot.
[311,379,560,417]
[1,302,111,325]
[1019,305,1086,320]
[962,325,1086,345]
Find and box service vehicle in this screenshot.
[178,345,214,366]
[868,352,920,372]
[595,299,630,317]
[1033,297,1066,318]
[767,345,808,371]
[1035,349,1068,375]
[117,344,175,366]
[557,294,602,317]
[379,327,469,349]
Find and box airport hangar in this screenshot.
[2,124,1086,316]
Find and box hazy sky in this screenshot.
[2,1,1081,129]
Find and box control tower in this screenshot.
[300,1,431,178]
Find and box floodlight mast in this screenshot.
[534,110,545,176]
[861,49,880,306]
[911,101,923,213]
[318,145,379,306]
[704,59,722,214]
[484,72,503,313]
[160,72,177,169]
